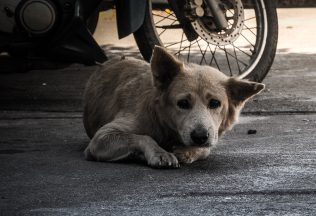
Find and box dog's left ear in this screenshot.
[226,78,265,106]
[219,78,265,135]
[150,46,184,90]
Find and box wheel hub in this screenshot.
[191,0,244,46]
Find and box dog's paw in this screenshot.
[147,151,179,168]
[173,150,195,164]
[173,147,211,164]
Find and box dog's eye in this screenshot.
[208,99,221,109]
[177,99,191,109]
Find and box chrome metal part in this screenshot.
[194,0,203,6]
[205,0,228,29]
[185,0,205,19]
[195,6,204,17]
[19,0,56,34]
[191,0,244,46]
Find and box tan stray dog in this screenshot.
[83,46,264,168]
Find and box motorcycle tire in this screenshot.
[134,0,278,82]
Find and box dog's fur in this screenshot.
[83,46,264,168]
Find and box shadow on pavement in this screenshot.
[0,51,315,113]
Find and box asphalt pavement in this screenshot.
[1,9,316,216]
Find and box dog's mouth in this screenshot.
[190,141,211,147]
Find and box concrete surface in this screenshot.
[1,9,316,216]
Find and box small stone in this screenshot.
[247,129,257,135]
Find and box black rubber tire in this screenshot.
[134,0,278,82]
[245,0,278,82]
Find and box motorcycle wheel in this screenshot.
[134,0,278,82]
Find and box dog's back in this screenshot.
[83,57,153,138]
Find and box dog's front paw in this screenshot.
[147,151,179,168]
[173,150,195,164]
[173,147,211,164]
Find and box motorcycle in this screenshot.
[0,0,278,81]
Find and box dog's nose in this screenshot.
[190,126,209,145]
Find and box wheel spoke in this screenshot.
[199,42,209,65]
[174,38,202,55]
[187,41,192,62]
[153,13,177,24]
[224,46,233,76]
[226,9,256,37]
[156,24,182,29]
[197,40,207,64]
[208,44,215,65]
[177,32,185,57]
[227,16,234,20]
[208,45,221,71]
[161,10,178,19]
[242,23,257,37]
[158,20,177,36]
[240,33,255,47]
[233,45,242,74]
[244,16,256,22]
[243,26,257,30]
[217,46,248,66]
[233,45,252,57]
[165,38,188,48]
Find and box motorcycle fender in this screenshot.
[116,0,147,39]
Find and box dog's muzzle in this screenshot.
[190,125,209,146]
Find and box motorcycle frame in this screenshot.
[64,0,229,63]
[114,0,229,41]
[46,0,148,64]
[0,0,231,67]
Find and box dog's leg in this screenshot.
[84,121,179,168]
[173,147,211,164]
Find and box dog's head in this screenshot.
[151,46,265,147]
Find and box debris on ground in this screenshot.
[247,129,257,135]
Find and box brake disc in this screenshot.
[191,0,244,46]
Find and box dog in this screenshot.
[83,46,264,168]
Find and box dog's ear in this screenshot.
[218,78,265,136]
[150,46,184,90]
[226,78,265,106]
